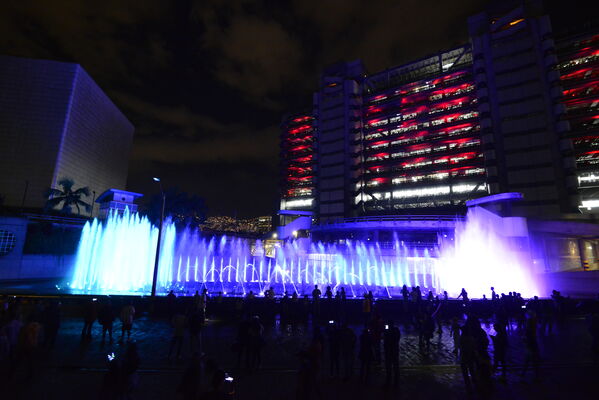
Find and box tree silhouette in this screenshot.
[44,178,91,215]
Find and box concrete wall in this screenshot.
[18,254,75,280]
[543,271,599,298]
[469,3,578,217]
[0,56,75,208]
[0,216,77,281]
[0,217,28,279]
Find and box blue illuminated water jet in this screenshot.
[70,208,540,297]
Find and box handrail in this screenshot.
[316,214,464,226]
[23,213,89,225]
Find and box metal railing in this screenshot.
[316,214,464,226]
[23,213,89,225]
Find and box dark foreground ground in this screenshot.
[1,295,598,400]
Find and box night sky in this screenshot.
[0,0,593,217]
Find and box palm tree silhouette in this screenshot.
[44,178,91,215]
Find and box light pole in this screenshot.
[151,177,165,297]
[90,190,96,217]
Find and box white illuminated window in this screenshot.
[393,186,450,198]
[581,199,599,209]
[371,192,391,200]
[365,132,383,140]
[369,119,389,128]
[285,198,313,208]
[370,142,389,150]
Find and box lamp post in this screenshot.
[151,177,165,297]
[90,190,96,217]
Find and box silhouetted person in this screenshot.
[383,321,401,387]
[236,318,250,368]
[296,350,314,400]
[588,313,599,366]
[413,286,422,302]
[340,323,356,381]
[362,294,372,324]
[98,299,115,344]
[371,313,384,365]
[122,342,140,398]
[177,352,202,399]
[325,286,333,300]
[167,290,176,317]
[202,360,231,399]
[521,312,540,381]
[312,285,321,321]
[491,287,498,301]
[422,313,435,349]
[169,311,187,359]
[359,329,373,383]
[340,287,347,301]
[433,297,444,336]
[327,321,341,377]
[188,310,203,354]
[297,338,322,400]
[200,289,208,321]
[539,301,555,336]
[0,329,9,376]
[491,322,508,379]
[248,316,264,370]
[42,301,60,349]
[101,356,122,399]
[120,301,135,342]
[457,288,469,303]
[450,317,461,355]
[81,299,98,338]
[402,285,409,301]
[14,319,41,380]
[459,323,477,388]
[4,313,22,363]
[471,317,492,393]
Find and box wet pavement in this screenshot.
[2,306,598,400]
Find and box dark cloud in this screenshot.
[203,15,303,99]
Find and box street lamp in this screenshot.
[90,190,96,217]
[151,177,165,297]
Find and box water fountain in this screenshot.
[69,207,541,297]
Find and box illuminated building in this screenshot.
[0,56,134,213]
[282,1,598,221]
[358,46,484,214]
[556,29,599,212]
[280,113,316,211]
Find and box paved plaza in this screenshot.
[1,297,598,400]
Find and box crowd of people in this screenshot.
[231,285,599,397]
[0,287,597,399]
